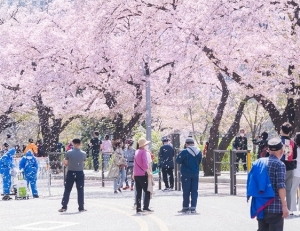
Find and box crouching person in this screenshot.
[19,150,39,198]
[176,138,202,213]
[0,148,16,200]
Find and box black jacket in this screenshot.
[233,136,248,153]
[159,144,175,169]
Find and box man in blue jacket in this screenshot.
[176,138,202,213]
[255,138,289,231]
[19,150,39,198]
[0,148,16,200]
[159,137,175,191]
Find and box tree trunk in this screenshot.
[218,97,250,151]
[205,73,229,176]
[112,112,142,140]
[34,94,78,152]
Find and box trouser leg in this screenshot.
[3,173,11,194]
[92,151,99,171]
[135,176,143,211]
[75,171,85,210]
[114,171,121,190]
[290,176,300,211]
[286,170,294,210]
[241,154,247,171]
[181,175,191,209]
[61,171,75,209]
[190,176,199,209]
[119,168,126,188]
[162,168,169,188]
[29,178,38,196]
[124,167,129,186]
[265,213,284,231]
[168,168,174,189]
[257,218,269,231]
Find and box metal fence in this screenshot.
[214,149,251,195]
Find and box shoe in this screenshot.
[190,209,196,214]
[178,208,189,213]
[130,187,134,191]
[143,208,154,212]
[123,186,129,190]
[79,209,87,212]
[33,195,39,198]
[2,195,12,201]
[136,209,144,214]
[58,208,67,212]
[162,188,170,192]
[118,188,122,193]
[114,190,118,194]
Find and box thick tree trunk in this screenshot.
[218,97,250,151]
[205,73,229,176]
[34,94,78,152]
[112,112,142,140]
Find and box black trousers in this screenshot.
[134,175,150,212]
[162,168,174,189]
[236,153,247,171]
[92,150,99,171]
[125,166,134,187]
[257,213,284,231]
[61,171,85,211]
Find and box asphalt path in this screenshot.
[1,182,300,231]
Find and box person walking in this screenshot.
[252,132,269,159]
[176,138,202,213]
[123,140,135,190]
[134,138,153,214]
[107,140,127,193]
[279,122,297,211]
[90,131,101,172]
[233,129,248,172]
[58,138,87,212]
[159,137,175,191]
[250,137,289,230]
[101,134,112,171]
[19,150,39,198]
[290,132,300,215]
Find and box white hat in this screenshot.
[138,137,151,147]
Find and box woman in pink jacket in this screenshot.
[134,138,153,214]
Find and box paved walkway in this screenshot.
[1,183,300,231]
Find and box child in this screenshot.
[19,150,39,198]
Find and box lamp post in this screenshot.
[144,56,152,151]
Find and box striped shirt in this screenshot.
[265,155,286,213]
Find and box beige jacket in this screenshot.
[107,148,127,178]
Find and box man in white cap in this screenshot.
[176,138,202,213]
[256,137,289,231]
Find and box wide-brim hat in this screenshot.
[138,138,151,147]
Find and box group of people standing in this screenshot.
[247,122,299,231]
[59,135,203,215]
